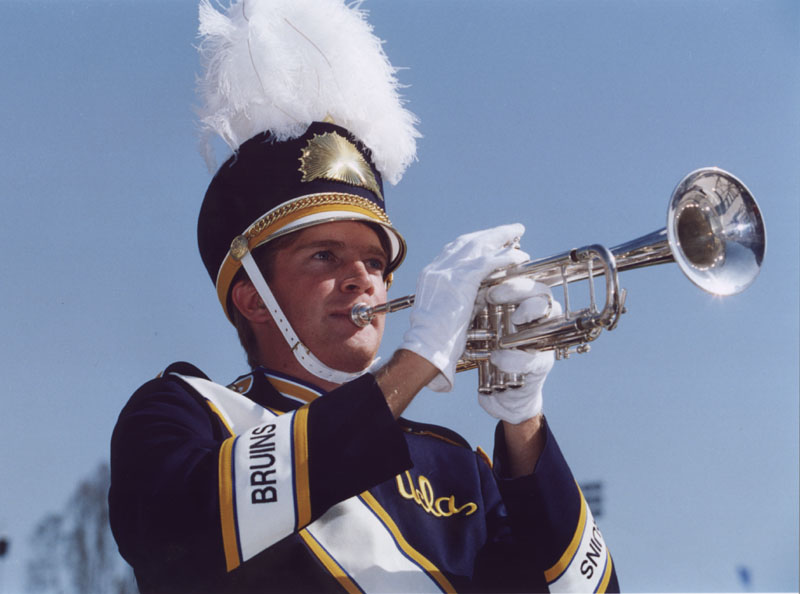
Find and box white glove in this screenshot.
[477,277,560,424]
[400,224,529,392]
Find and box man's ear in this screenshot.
[231,279,271,323]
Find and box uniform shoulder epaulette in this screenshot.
[156,361,211,381]
[226,371,255,395]
[398,418,471,449]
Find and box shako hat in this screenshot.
[194,0,419,322]
[198,121,406,321]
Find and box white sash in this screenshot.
[173,373,451,593]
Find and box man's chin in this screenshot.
[327,354,377,374]
[306,323,383,373]
[318,344,379,374]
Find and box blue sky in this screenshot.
[0,1,797,592]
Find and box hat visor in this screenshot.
[215,193,405,321]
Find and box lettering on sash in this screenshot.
[579,521,605,580]
[249,423,278,504]
[395,471,477,518]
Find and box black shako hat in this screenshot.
[198,120,406,322]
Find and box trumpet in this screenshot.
[351,168,766,394]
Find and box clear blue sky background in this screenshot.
[0,1,797,592]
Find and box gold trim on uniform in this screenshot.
[544,485,588,583]
[359,491,457,594]
[267,375,321,404]
[299,131,384,201]
[292,406,312,529]
[476,446,493,469]
[598,553,615,593]
[227,376,254,395]
[400,425,465,448]
[218,436,240,572]
[299,530,362,594]
[206,400,235,437]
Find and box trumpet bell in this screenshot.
[667,168,766,297]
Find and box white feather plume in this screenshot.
[196,0,419,185]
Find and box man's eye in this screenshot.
[312,250,334,261]
[366,258,387,272]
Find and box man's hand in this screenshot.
[399,224,529,392]
[478,278,559,424]
[478,278,560,477]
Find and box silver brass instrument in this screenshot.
[351,168,766,394]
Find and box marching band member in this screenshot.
[109,1,619,592]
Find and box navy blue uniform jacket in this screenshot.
[109,363,618,593]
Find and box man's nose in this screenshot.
[340,261,374,294]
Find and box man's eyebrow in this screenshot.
[295,239,347,251]
[363,244,389,259]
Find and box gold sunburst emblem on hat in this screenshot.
[299,132,383,201]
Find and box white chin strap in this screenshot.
[239,249,371,385]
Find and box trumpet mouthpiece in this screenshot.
[350,303,373,327]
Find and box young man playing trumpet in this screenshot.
[109,1,618,592]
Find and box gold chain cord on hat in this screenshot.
[244,193,392,244]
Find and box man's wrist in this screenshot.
[501,414,546,478]
[375,349,439,419]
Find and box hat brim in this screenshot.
[216,192,406,321]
